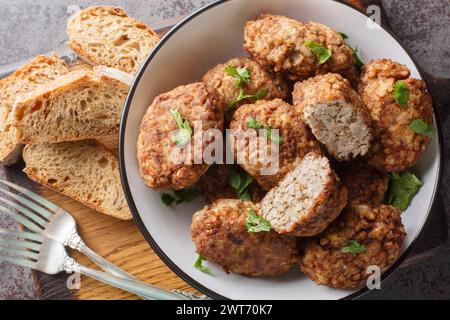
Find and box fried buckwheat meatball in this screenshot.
[230,99,322,191]
[335,161,389,205]
[196,164,266,204]
[137,82,223,190]
[300,204,406,289]
[191,199,299,276]
[202,57,289,112]
[244,14,354,81]
[293,73,372,161]
[358,59,434,172]
[261,153,348,237]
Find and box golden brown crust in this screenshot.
[23,140,132,221]
[244,14,354,81]
[137,82,224,190]
[67,6,160,74]
[12,67,129,144]
[196,164,266,204]
[191,199,299,276]
[230,99,322,191]
[358,59,433,172]
[202,57,289,112]
[300,204,406,289]
[0,55,69,164]
[335,160,389,205]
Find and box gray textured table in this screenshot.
[0,0,449,300]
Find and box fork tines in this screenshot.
[0,179,58,232]
[0,228,42,269]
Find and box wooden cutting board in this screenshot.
[1,0,447,300]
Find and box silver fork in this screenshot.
[0,228,189,299]
[0,179,207,300]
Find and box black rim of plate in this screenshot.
[119,0,444,300]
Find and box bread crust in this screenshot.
[0,55,69,165]
[12,67,130,144]
[67,6,160,74]
[23,140,132,220]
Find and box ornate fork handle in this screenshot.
[63,257,190,300]
[65,232,207,300]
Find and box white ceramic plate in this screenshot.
[119,0,442,300]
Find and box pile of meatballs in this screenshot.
[137,14,434,290]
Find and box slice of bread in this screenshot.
[67,6,160,74]
[12,66,132,144]
[22,140,132,220]
[0,55,69,165]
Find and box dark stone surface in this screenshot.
[0,0,449,300]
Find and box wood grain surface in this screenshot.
[0,0,447,300]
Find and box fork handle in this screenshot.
[78,243,137,282]
[74,264,189,300]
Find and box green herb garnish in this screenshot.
[161,188,201,207]
[410,119,436,138]
[245,208,271,233]
[194,254,212,274]
[350,46,364,72]
[393,80,410,106]
[170,109,192,145]
[246,116,284,144]
[304,40,331,64]
[387,172,423,211]
[226,89,268,111]
[341,240,366,254]
[339,32,349,40]
[229,169,253,201]
[225,65,251,88]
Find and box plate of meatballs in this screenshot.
[119,0,441,300]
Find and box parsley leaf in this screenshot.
[339,32,349,40]
[194,254,212,274]
[225,66,251,88]
[229,169,253,201]
[226,89,268,111]
[246,117,284,144]
[304,40,331,64]
[341,240,366,254]
[393,80,410,106]
[410,119,436,138]
[350,46,364,72]
[170,109,192,145]
[387,172,423,211]
[245,208,271,233]
[160,188,201,207]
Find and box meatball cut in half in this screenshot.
[335,161,389,205]
[191,199,299,276]
[300,204,406,289]
[358,59,434,172]
[137,82,223,190]
[293,73,372,161]
[260,152,348,237]
[202,57,289,112]
[229,99,322,191]
[244,14,354,81]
